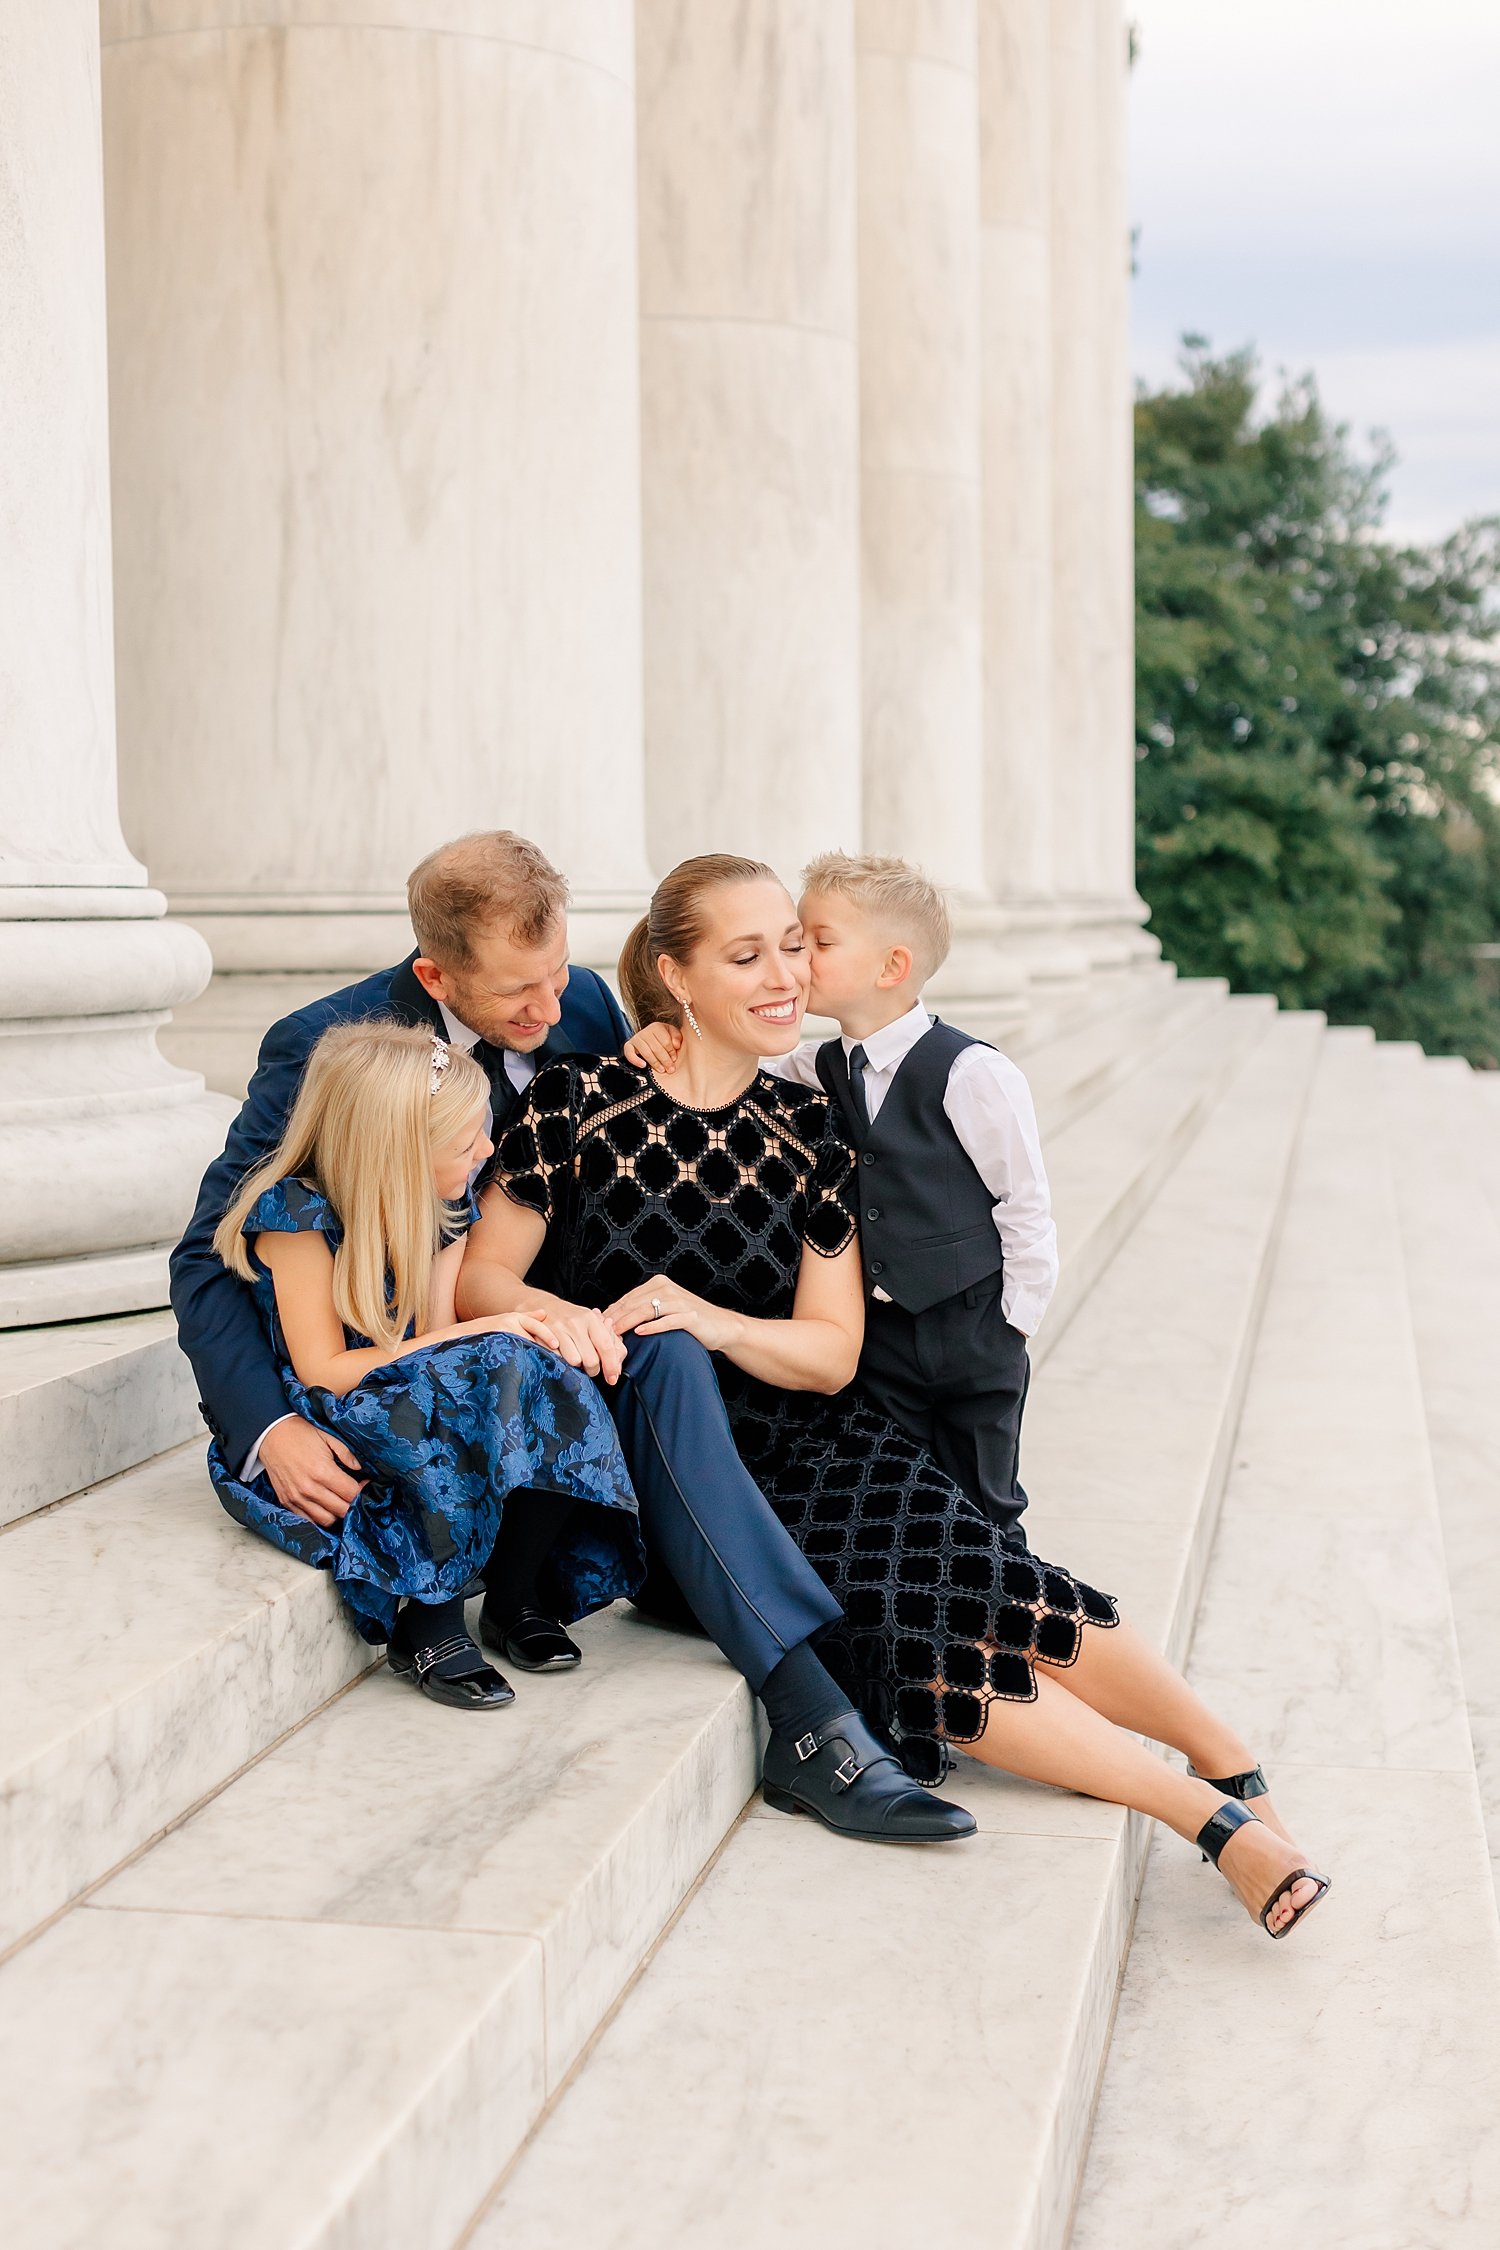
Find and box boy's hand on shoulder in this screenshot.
[623,1021,684,1074]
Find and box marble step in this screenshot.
[470,1012,1324,2250]
[1473,1064,1500,1233]
[1377,1045,1500,1901]
[0,1309,200,1528]
[1024,975,1225,1139]
[0,977,1258,1959]
[0,1613,754,2250]
[0,1015,1318,2249]
[0,1441,374,1957]
[1071,1027,1500,2250]
[1036,990,1275,1365]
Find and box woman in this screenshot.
[465,856,1327,1939]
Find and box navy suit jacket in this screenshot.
[169,952,628,1470]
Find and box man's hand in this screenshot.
[260,1416,366,1529]
[539,1301,627,1386]
[622,1021,684,1075]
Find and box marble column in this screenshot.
[856,2,1023,1033]
[1046,0,1149,967]
[101,2,653,1094]
[635,0,862,882]
[977,0,1055,918]
[0,0,232,1326]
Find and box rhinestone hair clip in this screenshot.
[429,1037,452,1096]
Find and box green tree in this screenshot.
[1135,342,1500,1063]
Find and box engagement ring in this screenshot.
[650,1296,662,1319]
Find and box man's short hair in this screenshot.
[407,831,570,968]
[800,850,952,983]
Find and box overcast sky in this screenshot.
[1129,0,1500,543]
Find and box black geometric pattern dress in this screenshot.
[494,1058,1117,1782]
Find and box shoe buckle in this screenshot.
[830,1752,864,1793]
[794,1731,819,1763]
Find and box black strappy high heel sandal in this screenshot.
[1189,1763,1269,1858]
[1196,1800,1331,1941]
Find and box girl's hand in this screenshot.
[622,1022,685,1075]
[604,1276,743,1354]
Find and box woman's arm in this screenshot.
[457,1187,627,1383]
[604,1237,864,1396]
[258,1231,559,1397]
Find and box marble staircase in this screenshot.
[3,987,1496,2248]
[1070,1029,1500,2248]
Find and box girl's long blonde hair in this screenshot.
[212,1021,490,1349]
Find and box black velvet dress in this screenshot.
[495,1057,1117,1782]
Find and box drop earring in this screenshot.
[683,998,704,1040]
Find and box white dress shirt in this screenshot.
[241,1002,536,1481]
[765,1001,1059,1337]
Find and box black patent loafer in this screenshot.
[479,1603,582,1672]
[761,1711,976,1844]
[388,1631,515,1710]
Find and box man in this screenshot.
[173,831,967,1842]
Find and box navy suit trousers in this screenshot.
[607,1332,841,1691]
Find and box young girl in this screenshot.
[210,1020,643,1708]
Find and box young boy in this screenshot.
[629,851,1057,1542]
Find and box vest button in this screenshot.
[866,1208,880,1222]
[870,1260,885,1275]
[861,1151,875,1166]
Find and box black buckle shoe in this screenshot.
[761,1711,976,1844]
[479,1603,582,1672]
[388,1631,515,1709]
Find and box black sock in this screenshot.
[482,1489,579,1625]
[759,1638,851,1744]
[391,1591,468,1653]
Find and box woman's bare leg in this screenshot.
[1039,1617,1293,1843]
[963,1666,1321,1933]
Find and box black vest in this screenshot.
[816,1019,1003,1316]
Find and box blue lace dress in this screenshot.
[206,1176,643,1642]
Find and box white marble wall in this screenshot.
[77,0,1145,1100]
[635,0,862,884]
[0,0,232,1323]
[101,0,654,1055]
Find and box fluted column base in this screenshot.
[0,895,237,1325]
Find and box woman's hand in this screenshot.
[622,1021,684,1074]
[605,1275,745,1354]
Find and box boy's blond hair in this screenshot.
[800,851,952,984]
[212,1021,489,1350]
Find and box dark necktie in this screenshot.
[847,1042,870,1129]
[469,1039,523,1132]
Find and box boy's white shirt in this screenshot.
[763,1000,1058,1337]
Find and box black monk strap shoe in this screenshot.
[761,1711,977,1844]
[479,1603,583,1672]
[387,1632,515,1710]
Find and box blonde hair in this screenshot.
[618,853,780,1028]
[799,851,952,983]
[407,830,569,969]
[212,1022,489,1350]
